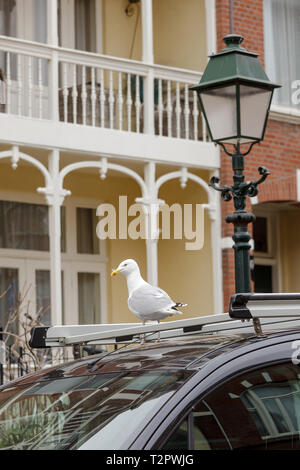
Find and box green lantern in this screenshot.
[191,34,280,146]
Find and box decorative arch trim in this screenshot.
[155,168,211,204]
[59,159,149,199]
[0,146,52,187]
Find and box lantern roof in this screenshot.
[191,34,280,92]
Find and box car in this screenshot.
[1,293,300,450]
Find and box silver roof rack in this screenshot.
[229,293,300,319]
[29,293,300,348]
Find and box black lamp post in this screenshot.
[191,35,280,310]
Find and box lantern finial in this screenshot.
[222,34,244,50]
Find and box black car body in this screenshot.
[0,327,300,450]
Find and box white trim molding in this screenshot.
[205,0,217,57]
[0,114,220,170]
[270,104,300,125]
[296,169,300,202]
[222,236,254,251]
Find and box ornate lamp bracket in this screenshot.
[210,165,270,204]
[209,141,270,298]
[210,142,270,208]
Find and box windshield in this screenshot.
[0,370,192,450]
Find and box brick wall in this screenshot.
[216,0,300,310]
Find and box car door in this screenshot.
[135,333,300,450]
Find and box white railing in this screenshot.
[0,36,208,142]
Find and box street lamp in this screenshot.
[191,34,280,313]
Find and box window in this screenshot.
[0,200,50,251]
[0,267,18,344]
[0,0,16,38]
[0,370,192,449]
[162,363,300,450]
[253,216,268,254]
[0,195,106,328]
[0,0,47,42]
[0,200,66,252]
[253,211,279,293]
[58,0,100,53]
[76,207,99,254]
[35,270,65,327]
[78,273,100,324]
[162,417,189,450]
[74,0,96,53]
[264,0,300,107]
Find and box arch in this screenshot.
[0,147,52,188]
[155,169,212,205]
[59,159,149,199]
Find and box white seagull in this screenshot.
[111,259,187,343]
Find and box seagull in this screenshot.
[111,259,187,344]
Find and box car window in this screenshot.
[0,370,192,450]
[162,362,300,450]
[162,417,189,450]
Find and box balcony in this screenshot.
[0,35,209,141]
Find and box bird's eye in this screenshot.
[124,263,127,266]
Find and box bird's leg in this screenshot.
[157,320,160,343]
[140,321,145,345]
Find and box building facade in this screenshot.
[217,0,300,308]
[0,0,299,335]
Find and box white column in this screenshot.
[144,162,159,286]
[47,0,59,121]
[209,169,223,314]
[47,0,58,45]
[141,0,154,63]
[205,0,217,56]
[141,0,154,135]
[48,150,63,325]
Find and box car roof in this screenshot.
[3,327,299,389]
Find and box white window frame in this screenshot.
[0,191,107,327]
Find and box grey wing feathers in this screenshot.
[128,283,173,315]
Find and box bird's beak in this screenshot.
[111,268,121,277]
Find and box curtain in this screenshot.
[0,0,16,37]
[76,207,99,254]
[264,0,300,107]
[0,200,49,251]
[33,0,47,44]
[0,201,66,252]
[78,273,100,324]
[75,0,96,53]
[0,0,16,81]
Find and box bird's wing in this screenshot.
[128,283,173,315]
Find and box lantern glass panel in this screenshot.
[240,85,272,142]
[199,85,237,142]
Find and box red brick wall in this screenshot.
[216,0,300,310]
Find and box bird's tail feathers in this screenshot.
[171,302,187,314]
[173,302,187,308]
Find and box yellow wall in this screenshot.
[158,177,213,318]
[102,0,207,70]
[280,211,300,292]
[102,0,142,60]
[64,168,214,320]
[153,0,207,71]
[64,169,147,324]
[0,161,214,323]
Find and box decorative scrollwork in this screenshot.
[245,166,270,198]
[210,166,270,209]
[209,176,232,202]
